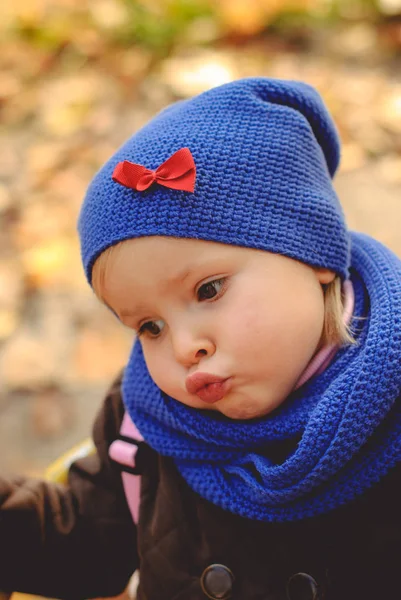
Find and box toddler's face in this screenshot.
[99,236,333,420]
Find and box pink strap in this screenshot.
[122,472,141,525]
[121,411,144,440]
[109,411,143,525]
[109,413,144,469]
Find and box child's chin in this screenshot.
[217,400,273,421]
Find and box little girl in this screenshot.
[2,77,401,600]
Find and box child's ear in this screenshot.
[315,268,336,285]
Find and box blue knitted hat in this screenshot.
[78,77,350,281]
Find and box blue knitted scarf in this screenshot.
[122,232,401,521]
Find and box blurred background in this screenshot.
[1,0,401,476]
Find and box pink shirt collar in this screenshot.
[294,279,355,391]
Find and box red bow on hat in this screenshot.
[112,147,196,193]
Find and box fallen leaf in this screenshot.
[31,387,74,438]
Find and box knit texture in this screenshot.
[78,77,350,281]
[122,232,401,521]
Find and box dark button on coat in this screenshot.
[286,572,319,600]
[200,564,234,599]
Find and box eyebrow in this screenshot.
[119,307,146,320]
[118,267,192,319]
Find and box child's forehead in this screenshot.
[105,236,254,290]
[107,236,305,290]
[118,236,247,263]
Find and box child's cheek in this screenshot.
[222,301,274,357]
[142,342,181,396]
[141,344,167,385]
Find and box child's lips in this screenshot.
[185,372,232,404]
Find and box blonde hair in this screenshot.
[92,243,118,304]
[323,276,355,346]
[92,243,355,347]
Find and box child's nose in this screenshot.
[171,330,215,367]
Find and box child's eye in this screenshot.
[137,319,164,338]
[197,278,226,301]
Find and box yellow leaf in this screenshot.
[22,237,80,289]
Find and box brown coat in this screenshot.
[0,376,137,599]
[2,375,401,600]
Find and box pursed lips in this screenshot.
[185,372,232,404]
